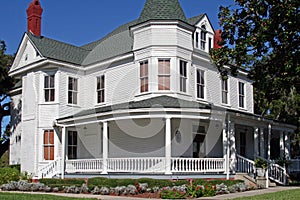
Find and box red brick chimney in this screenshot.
[214,30,222,49]
[26,0,43,36]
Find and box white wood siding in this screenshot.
[9,94,22,165]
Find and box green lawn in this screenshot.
[0,192,97,200]
[234,189,300,200]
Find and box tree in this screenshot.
[210,0,300,126]
[0,40,14,157]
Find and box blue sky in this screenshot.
[0,0,234,55]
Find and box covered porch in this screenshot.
[37,97,296,184]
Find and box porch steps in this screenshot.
[235,173,257,188]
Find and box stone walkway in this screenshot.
[2,186,300,199]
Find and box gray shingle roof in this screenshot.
[187,14,205,25]
[138,0,187,23]
[81,20,137,66]
[27,32,89,65]
[57,95,210,121]
[27,1,205,66]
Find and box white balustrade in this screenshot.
[171,158,225,173]
[107,157,165,173]
[268,163,287,185]
[38,159,61,179]
[65,159,103,173]
[236,155,255,174]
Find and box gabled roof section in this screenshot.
[27,32,90,65]
[187,14,205,25]
[138,0,187,23]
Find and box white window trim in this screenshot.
[196,68,206,101]
[179,60,188,93]
[221,78,231,106]
[238,81,246,109]
[158,58,171,91]
[140,60,149,94]
[96,75,105,105]
[67,76,79,106]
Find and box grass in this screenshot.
[0,192,97,200]
[233,189,300,200]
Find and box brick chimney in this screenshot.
[214,30,222,49]
[26,0,43,36]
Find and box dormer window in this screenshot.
[200,25,207,51]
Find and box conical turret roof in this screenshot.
[138,0,187,23]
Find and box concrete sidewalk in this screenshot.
[2,186,300,200]
[199,186,300,199]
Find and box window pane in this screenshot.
[50,75,54,88]
[44,76,49,88]
[50,89,55,101]
[44,147,49,160]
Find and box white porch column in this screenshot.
[165,117,172,175]
[102,121,108,174]
[229,121,236,173]
[223,122,229,179]
[61,126,66,179]
[260,128,265,158]
[266,124,272,188]
[284,132,291,160]
[280,131,285,158]
[254,127,259,158]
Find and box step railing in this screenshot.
[236,155,255,174]
[38,159,61,179]
[107,157,165,173]
[65,159,103,173]
[171,158,225,173]
[255,156,288,185]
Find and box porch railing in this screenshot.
[171,158,225,173]
[66,159,103,173]
[236,155,255,174]
[268,163,287,185]
[289,159,300,173]
[107,157,165,173]
[38,159,61,179]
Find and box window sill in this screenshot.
[67,104,81,108]
[196,98,210,105]
[95,102,106,107]
[39,102,59,106]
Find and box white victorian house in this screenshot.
[9,0,297,185]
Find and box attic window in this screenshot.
[200,25,207,50]
[25,54,28,61]
[35,1,39,5]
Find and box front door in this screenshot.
[240,132,246,157]
[193,133,206,158]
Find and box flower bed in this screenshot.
[0,178,252,199]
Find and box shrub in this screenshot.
[254,158,268,169]
[0,167,20,185]
[161,188,187,199]
[39,178,85,190]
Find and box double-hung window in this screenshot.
[97,75,105,103]
[222,79,228,104]
[179,60,187,93]
[44,75,55,102]
[238,82,245,108]
[197,69,205,99]
[158,59,170,91]
[200,25,207,50]
[140,61,148,93]
[68,77,78,104]
[68,131,77,159]
[44,130,54,160]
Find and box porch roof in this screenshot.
[57,95,210,121]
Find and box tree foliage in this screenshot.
[0,40,14,156]
[210,0,300,126]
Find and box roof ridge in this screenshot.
[27,32,90,52]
